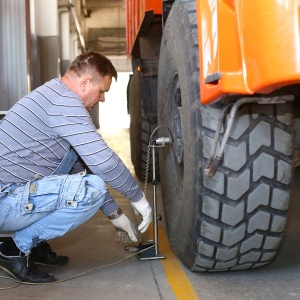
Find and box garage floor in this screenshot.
[1,73,300,299]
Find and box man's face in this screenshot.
[81,75,112,112]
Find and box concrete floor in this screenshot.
[1,73,300,299]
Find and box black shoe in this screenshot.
[30,242,69,266]
[0,252,55,283]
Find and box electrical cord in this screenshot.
[0,275,21,289]
[143,141,151,195]
[124,240,154,253]
[0,244,156,289]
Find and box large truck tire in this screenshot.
[157,0,294,271]
[128,69,158,182]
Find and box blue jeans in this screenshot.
[0,150,107,254]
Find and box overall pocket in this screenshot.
[19,175,70,215]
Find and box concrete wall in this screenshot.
[84,3,126,55]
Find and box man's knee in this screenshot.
[74,174,107,206]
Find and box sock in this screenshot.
[0,237,23,256]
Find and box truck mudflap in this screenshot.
[197,0,300,104]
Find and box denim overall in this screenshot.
[0,149,107,254]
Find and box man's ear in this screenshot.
[80,76,92,92]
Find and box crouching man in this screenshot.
[0,51,152,283]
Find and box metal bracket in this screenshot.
[136,135,171,261]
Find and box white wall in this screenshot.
[32,0,58,36]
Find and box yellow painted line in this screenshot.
[149,225,199,300]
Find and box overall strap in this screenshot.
[51,148,79,175]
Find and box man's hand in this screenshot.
[110,214,138,243]
[131,193,152,233]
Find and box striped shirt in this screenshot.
[0,78,143,213]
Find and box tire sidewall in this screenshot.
[158,0,202,267]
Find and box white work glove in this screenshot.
[131,193,152,233]
[110,214,138,243]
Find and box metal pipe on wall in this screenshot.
[68,0,86,51]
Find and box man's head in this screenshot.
[68,51,118,82]
[61,51,118,111]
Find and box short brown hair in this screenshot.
[68,51,117,82]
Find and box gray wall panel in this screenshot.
[0,0,29,111]
[38,36,60,84]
